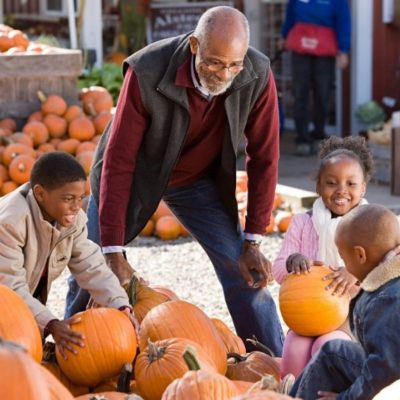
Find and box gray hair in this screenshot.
[193,6,250,47]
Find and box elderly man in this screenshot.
[66,6,283,355]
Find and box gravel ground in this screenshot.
[47,232,286,332]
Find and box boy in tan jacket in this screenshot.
[0,152,136,358]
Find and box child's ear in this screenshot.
[354,245,367,264]
[32,184,45,202]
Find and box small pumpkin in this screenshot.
[279,265,350,336]
[226,352,281,383]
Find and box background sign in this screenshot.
[147,1,233,43]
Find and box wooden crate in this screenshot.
[0,49,82,122]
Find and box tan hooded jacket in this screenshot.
[0,183,129,334]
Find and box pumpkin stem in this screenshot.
[147,339,166,362]
[126,273,142,305]
[246,335,275,357]
[227,352,247,362]
[116,362,133,393]
[37,90,47,103]
[183,345,202,371]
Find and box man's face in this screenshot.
[190,36,247,96]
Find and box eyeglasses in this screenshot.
[195,39,244,74]
[201,58,244,73]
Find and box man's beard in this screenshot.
[198,70,235,96]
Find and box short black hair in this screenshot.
[315,136,375,182]
[30,152,87,189]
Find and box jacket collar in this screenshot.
[361,248,400,292]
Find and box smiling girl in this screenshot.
[272,136,375,378]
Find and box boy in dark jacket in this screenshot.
[290,203,400,399]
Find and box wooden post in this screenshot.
[391,111,400,195]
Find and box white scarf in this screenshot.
[312,197,368,267]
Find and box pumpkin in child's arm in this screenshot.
[279,265,350,336]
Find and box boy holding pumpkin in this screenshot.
[0,152,136,359]
[290,204,400,399]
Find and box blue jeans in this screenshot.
[290,339,365,399]
[65,178,284,355]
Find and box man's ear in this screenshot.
[189,36,198,55]
[354,245,367,264]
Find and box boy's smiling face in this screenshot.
[33,181,86,227]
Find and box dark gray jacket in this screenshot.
[90,32,272,245]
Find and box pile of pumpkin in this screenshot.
[0,278,300,400]
[0,87,113,196]
[0,23,65,55]
[236,171,293,235]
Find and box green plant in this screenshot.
[78,63,123,104]
[355,100,386,131]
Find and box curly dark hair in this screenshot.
[30,152,87,189]
[315,136,375,182]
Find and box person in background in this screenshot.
[273,136,374,377]
[0,152,136,359]
[290,204,400,399]
[280,0,351,156]
[65,6,284,355]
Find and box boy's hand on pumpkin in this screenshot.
[286,253,312,274]
[239,241,272,288]
[105,252,135,286]
[323,266,358,296]
[49,316,85,360]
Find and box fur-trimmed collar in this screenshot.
[361,253,400,292]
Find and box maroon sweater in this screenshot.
[99,58,279,245]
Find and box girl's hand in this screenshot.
[318,390,338,399]
[323,266,358,296]
[286,253,313,274]
[48,316,85,360]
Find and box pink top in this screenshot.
[272,212,319,284]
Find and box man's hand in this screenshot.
[238,241,272,289]
[105,252,135,286]
[48,316,85,360]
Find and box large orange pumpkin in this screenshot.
[0,284,43,362]
[56,308,137,387]
[135,338,215,400]
[279,266,350,336]
[139,300,227,374]
[0,340,52,400]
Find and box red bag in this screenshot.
[285,22,338,56]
